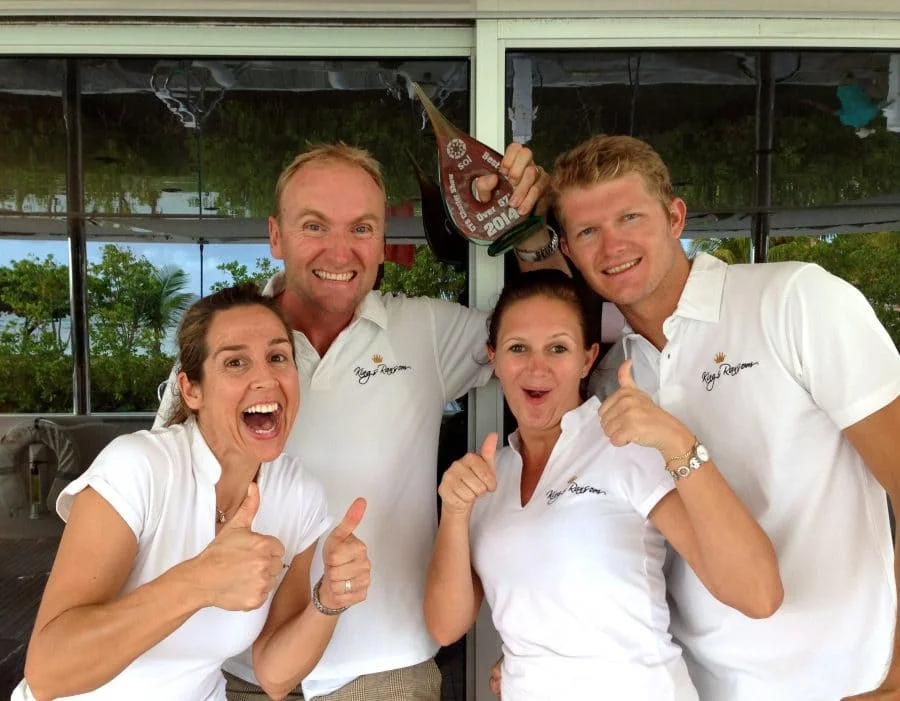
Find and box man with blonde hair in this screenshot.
[550,133,900,700]
[157,140,559,701]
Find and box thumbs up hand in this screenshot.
[599,360,693,457]
[319,498,371,611]
[194,483,286,612]
[438,433,499,517]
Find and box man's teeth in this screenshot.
[315,270,354,281]
[244,402,279,414]
[606,260,639,275]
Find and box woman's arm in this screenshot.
[253,499,369,700]
[25,483,284,701]
[424,510,485,646]
[424,435,496,646]
[25,488,204,699]
[601,361,783,619]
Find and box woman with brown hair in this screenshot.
[425,270,782,700]
[15,284,370,701]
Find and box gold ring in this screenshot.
[344,579,352,594]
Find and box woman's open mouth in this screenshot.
[523,389,550,401]
[241,401,283,437]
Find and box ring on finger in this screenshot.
[344,579,352,594]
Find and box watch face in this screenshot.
[695,444,710,462]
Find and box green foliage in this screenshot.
[140,266,195,354]
[0,245,193,413]
[210,257,280,292]
[90,354,176,413]
[379,246,466,301]
[0,242,466,413]
[87,246,194,356]
[199,92,467,217]
[0,254,70,353]
[0,351,73,413]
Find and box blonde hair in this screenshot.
[273,142,386,219]
[551,135,675,217]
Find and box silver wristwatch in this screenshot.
[667,441,710,481]
[514,226,559,262]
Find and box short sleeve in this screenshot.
[781,264,900,429]
[428,299,493,401]
[56,433,158,540]
[615,444,675,519]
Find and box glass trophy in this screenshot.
[410,81,545,257]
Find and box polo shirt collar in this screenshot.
[619,252,727,340]
[672,252,727,324]
[185,416,223,485]
[262,271,388,331]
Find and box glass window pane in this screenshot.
[0,59,67,215]
[86,240,197,413]
[772,51,900,208]
[506,50,758,211]
[0,239,72,413]
[80,58,200,216]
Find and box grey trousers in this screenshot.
[224,658,442,701]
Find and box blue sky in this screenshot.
[0,239,278,297]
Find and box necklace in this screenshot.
[216,507,227,524]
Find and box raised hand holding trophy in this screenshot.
[410,82,545,257]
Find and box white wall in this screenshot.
[0,0,900,18]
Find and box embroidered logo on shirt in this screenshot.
[353,354,412,385]
[701,353,759,391]
[546,476,607,505]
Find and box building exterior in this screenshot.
[1,4,899,699]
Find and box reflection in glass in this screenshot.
[67,58,470,227]
[505,50,757,210]
[773,51,900,208]
[0,59,67,215]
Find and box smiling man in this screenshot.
[550,134,900,700]
[157,141,555,701]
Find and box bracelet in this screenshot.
[664,438,698,468]
[513,225,559,262]
[312,575,348,616]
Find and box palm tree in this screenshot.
[688,235,816,263]
[138,265,194,355]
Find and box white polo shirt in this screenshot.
[592,253,900,700]
[41,418,330,701]
[204,276,492,698]
[469,397,696,701]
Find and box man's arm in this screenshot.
[474,143,569,274]
[842,395,900,701]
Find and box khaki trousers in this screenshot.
[224,658,442,701]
